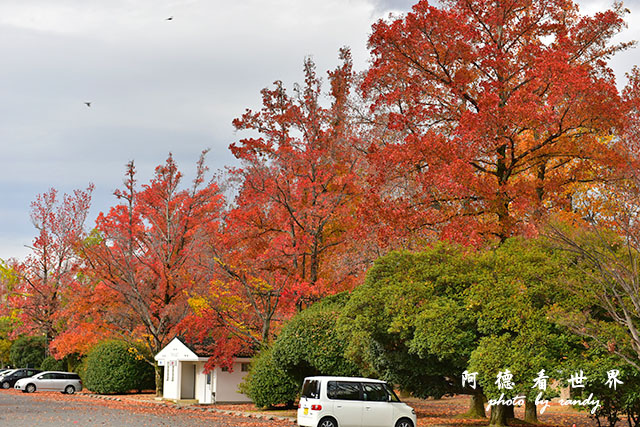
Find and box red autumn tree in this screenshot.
[363,0,634,244]
[52,153,223,394]
[0,186,93,350]
[184,50,368,361]
[568,66,640,222]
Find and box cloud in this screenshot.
[370,0,415,13]
[0,0,381,260]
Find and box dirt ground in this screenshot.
[404,395,599,426]
[0,389,294,427]
[213,394,601,426]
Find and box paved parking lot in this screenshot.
[0,390,294,427]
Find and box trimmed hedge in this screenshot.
[84,340,154,394]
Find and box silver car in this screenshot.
[14,371,82,394]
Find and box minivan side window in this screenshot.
[301,380,320,399]
[327,381,361,400]
[362,383,388,402]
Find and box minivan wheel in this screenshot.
[25,384,36,393]
[395,418,414,427]
[64,385,75,395]
[318,417,338,427]
[1,381,9,389]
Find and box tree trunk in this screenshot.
[489,404,509,427]
[495,144,512,242]
[154,363,163,397]
[465,392,486,418]
[536,161,546,202]
[525,400,538,424]
[505,404,515,419]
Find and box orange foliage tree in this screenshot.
[52,153,222,394]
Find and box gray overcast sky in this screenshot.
[0,0,638,261]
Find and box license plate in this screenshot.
[304,408,309,415]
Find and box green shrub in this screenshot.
[84,340,154,394]
[40,356,66,371]
[239,347,299,409]
[10,336,46,368]
[271,293,360,380]
[240,293,360,408]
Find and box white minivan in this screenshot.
[14,371,82,394]
[297,376,416,427]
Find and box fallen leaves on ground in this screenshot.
[5,389,607,426]
[4,390,294,427]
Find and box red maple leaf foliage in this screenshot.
[362,0,634,244]
[227,52,365,306]
[1,186,93,345]
[181,50,370,365]
[52,152,222,392]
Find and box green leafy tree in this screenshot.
[340,238,586,426]
[558,347,639,427]
[10,335,46,368]
[339,243,485,413]
[548,222,640,371]
[467,238,582,424]
[40,356,66,371]
[546,220,640,426]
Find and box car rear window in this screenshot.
[327,381,361,400]
[64,373,80,380]
[301,379,320,399]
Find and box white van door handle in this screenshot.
[365,406,371,410]
[336,405,343,409]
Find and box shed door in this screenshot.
[203,371,213,404]
[180,363,196,399]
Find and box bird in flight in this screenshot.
[166,16,173,20]
[84,102,91,107]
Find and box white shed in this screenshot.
[154,337,252,404]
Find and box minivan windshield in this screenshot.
[301,379,320,399]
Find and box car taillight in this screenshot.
[311,404,322,411]
[297,403,301,408]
